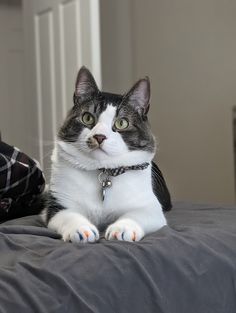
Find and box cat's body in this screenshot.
[43,67,171,243]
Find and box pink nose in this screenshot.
[93,134,107,144]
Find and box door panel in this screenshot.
[35,10,57,172]
[59,0,80,117]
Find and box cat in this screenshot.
[42,66,171,243]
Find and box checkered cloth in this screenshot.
[0,141,45,221]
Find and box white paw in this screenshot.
[62,224,99,243]
[105,220,144,242]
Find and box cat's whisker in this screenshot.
[41,141,55,147]
[41,150,54,161]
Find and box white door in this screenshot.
[22,0,101,179]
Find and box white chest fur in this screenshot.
[50,156,162,229]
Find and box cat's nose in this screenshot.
[93,134,107,145]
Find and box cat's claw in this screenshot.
[63,224,99,243]
[105,221,144,242]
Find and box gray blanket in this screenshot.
[0,202,236,313]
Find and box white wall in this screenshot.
[0,0,32,155]
[100,0,236,204]
[100,0,133,93]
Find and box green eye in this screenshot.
[82,112,95,125]
[114,118,129,130]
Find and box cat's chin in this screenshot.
[91,147,111,158]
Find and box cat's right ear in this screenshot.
[74,66,99,102]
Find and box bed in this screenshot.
[0,201,236,313]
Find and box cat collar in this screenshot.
[98,162,150,201]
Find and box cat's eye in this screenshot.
[114,118,129,130]
[81,112,95,126]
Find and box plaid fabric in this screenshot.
[0,141,45,221]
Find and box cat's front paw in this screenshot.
[62,224,99,243]
[105,220,144,242]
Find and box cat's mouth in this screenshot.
[93,145,113,158]
[86,137,110,155]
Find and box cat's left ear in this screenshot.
[125,77,150,115]
[74,66,99,101]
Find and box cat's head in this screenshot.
[57,67,156,169]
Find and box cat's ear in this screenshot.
[125,77,150,115]
[74,66,99,101]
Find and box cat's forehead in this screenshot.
[98,105,117,124]
[99,91,123,105]
[77,91,124,115]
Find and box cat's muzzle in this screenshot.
[87,137,99,149]
[87,134,106,149]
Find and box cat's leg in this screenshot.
[105,205,166,242]
[43,195,99,243]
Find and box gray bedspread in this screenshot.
[0,202,236,313]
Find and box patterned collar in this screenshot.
[98,162,150,201]
[99,162,150,177]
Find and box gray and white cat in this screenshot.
[43,67,171,243]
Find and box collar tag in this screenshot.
[98,171,112,201]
